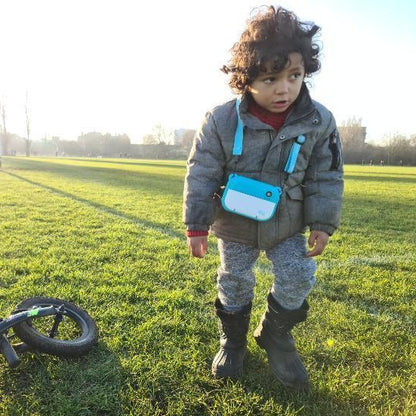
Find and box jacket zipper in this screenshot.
[274,108,315,182]
[278,140,292,184]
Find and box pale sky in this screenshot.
[1,0,416,144]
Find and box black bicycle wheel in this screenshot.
[12,297,98,358]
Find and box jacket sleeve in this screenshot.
[303,116,344,235]
[183,111,226,231]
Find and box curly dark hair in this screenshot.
[222,6,321,93]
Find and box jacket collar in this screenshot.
[238,83,319,132]
[286,83,316,124]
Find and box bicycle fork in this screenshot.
[0,305,63,368]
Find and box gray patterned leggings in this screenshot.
[217,233,316,311]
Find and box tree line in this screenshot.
[1,119,415,165]
[338,118,416,166]
[2,132,131,158]
[0,130,193,159]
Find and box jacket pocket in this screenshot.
[286,186,304,201]
[284,186,305,235]
[212,206,258,246]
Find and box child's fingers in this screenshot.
[306,240,324,257]
[193,242,205,258]
[187,236,207,258]
[306,231,329,257]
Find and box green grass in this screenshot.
[0,157,415,415]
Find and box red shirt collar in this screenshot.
[247,95,291,131]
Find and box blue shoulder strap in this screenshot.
[232,97,244,156]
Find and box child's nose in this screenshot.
[274,80,289,94]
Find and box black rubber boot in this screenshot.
[211,299,252,379]
[254,293,310,391]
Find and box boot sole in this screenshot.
[211,348,246,379]
[211,366,243,379]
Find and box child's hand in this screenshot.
[306,230,329,257]
[187,236,207,258]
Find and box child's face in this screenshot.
[248,52,305,113]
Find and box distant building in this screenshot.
[174,129,187,146]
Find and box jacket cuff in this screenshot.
[186,230,209,237]
[309,224,336,236]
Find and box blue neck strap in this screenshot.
[233,97,305,174]
[233,97,244,156]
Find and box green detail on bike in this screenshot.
[27,309,40,317]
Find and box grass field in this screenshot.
[0,157,415,416]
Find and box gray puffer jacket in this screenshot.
[183,84,343,250]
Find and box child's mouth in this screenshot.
[272,100,288,108]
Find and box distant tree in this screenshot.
[102,133,130,155]
[114,134,131,154]
[0,103,3,167]
[7,134,26,154]
[0,102,8,160]
[31,137,59,156]
[77,132,130,156]
[25,91,31,157]
[383,133,416,165]
[152,123,164,144]
[152,123,173,144]
[77,132,103,155]
[142,134,158,145]
[181,129,196,152]
[142,123,173,145]
[60,140,84,156]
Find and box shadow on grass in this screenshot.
[341,195,415,234]
[344,173,416,184]
[191,349,366,416]
[239,349,369,415]
[3,158,185,197]
[314,281,416,333]
[65,158,186,170]
[0,343,125,415]
[4,171,185,241]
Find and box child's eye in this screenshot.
[289,73,302,80]
[263,77,275,84]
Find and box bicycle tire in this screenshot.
[12,297,98,358]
